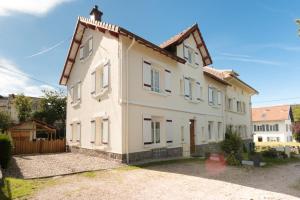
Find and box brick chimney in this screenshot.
[90,5,103,21]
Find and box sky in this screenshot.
[0,0,299,107]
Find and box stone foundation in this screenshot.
[69,146,182,164]
[194,142,221,157]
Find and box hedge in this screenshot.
[0,134,12,169]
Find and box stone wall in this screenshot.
[194,142,221,157]
[69,146,182,164]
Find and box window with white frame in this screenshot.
[227,98,233,111]
[208,121,213,140]
[182,78,202,101]
[91,62,109,96]
[151,68,160,92]
[217,91,222,105]
[70,82,81,105]
[208,87,218,106]
[183,44,201,66]
[143,115,161,145]
[80,37,93,61]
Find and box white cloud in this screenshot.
[0,0,73,17]
[0,58,55,97]
[215,52,282,66]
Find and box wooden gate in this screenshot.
[13,139,66,155]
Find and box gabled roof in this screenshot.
[203,66,258,94]
[252,105,292,122]
[59,17,186,85]
[160,24,212,66]
[203,67,230,86]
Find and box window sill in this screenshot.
[186,98,201,104]
[92,88,108,99]
[146,90,168,97]
[71,101,81,108]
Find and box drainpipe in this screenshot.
[125,38,135,164]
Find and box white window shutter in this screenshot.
[143,114,152,145]
[217,91,222,105]
[88,37,93,53]
[102,118,109,144]
[183,44,189,59]
[195,52,200,66]
[195,82,201,101]
[164,69,171,93]
[79,47,84,60]
[184,77,190,98]
[143,61,151,90]
[208,87,213,103]
[76,123,81,142]
[91,72,96,94]
[166,120,173,143]
[90,121,96,143]
[102,64,109,88]
[77,82,81,101]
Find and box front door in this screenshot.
[190,119,195,154]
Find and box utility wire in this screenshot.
[0,65,61,89]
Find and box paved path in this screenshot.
[3,153,123,179]
[32,160,300,200]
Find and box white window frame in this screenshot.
[208,121,213,140]
[80,36,93,62]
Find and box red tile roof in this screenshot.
[252,105,291,122]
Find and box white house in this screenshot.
[59,6,258,163]
[252,105,294,143]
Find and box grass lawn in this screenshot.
[0,177,56,200]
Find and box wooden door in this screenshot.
[190,119,195,154]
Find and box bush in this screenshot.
[0,134,12,169]
[221,129,242,155]
[261,149,278,158]
[226,153,241,166]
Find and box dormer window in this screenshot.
[183,44,201,67]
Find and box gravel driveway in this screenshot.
[31,160,300,200]
[3,153,123,179]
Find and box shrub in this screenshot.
[261,149,278,158]
[226,153,241,166]
[0,134,12,169]
[221,129,242,155]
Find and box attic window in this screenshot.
[79,36,93,61]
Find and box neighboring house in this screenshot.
[59,6,257,163]
[252,105,294,143]
[9,119,57,141]
[0,94,41,123]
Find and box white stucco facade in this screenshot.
[62,15,257,162]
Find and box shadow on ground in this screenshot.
[3,157,23,179]
[136,158,300,198]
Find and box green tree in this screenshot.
[14,94,32,122]
[33,89,66,129]
[0,111,11,133]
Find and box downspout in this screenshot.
[126,38,135,164]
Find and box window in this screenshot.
[184,77,191,99]
[91,62,109,96]
[218,122,222,140]
[151,68,160,92]
[274,124,279,131]
[208,87,218,106]
[70,82,81,105]
[91,117,109,146]
[143,115,160,145]
[90,120,96,144]
[102,118,109,144]
[253,125,257,132]
[76,122,81,142]
[80,37,93,61]
[70,122,80,143]
[227,98,233,111]
[152,121,160,144]
[266,124,269,131]
[258,136,263,142]
[270,125,273,131]
[143,61,166,93]
[183,44,201,66]
[208,121,213,140]
[237,101,242,112]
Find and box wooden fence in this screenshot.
[13,139,66,155]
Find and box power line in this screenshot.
[0,65,61,89]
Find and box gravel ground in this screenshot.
[3,153,123,179]
[31,160,300,200]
